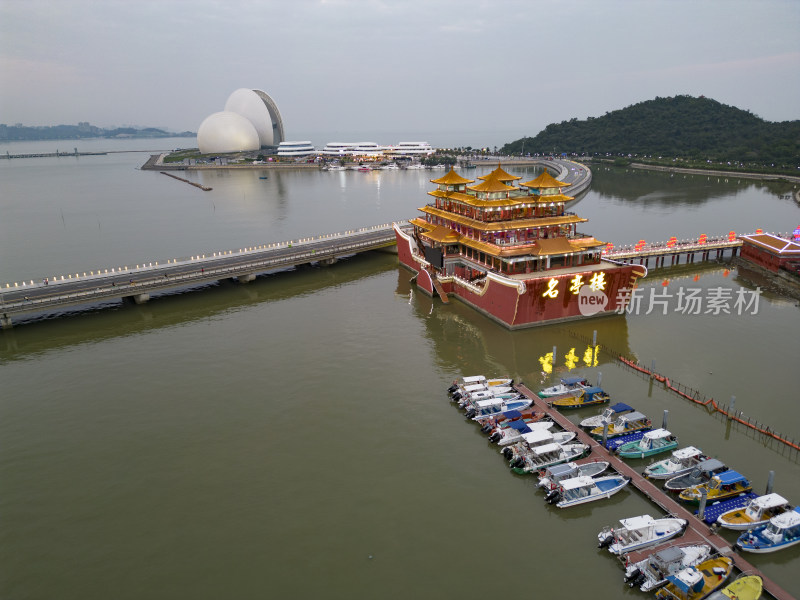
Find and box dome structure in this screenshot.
[197,111,260,154]
[224,88,285,148]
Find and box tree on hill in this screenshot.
[502,95,800,167]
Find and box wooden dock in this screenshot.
[516,383,796,600]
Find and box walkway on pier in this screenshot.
[515,383,795,600]
[1,223,408,328]
[603,233,746,268]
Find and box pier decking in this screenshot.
[516,383,795,600]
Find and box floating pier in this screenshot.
[514,382,795,600]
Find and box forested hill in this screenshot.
[502,96,799,166]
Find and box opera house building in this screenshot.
[197,89,285,154]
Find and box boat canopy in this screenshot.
[462,383,486,393]
[462,376,486,385]
[643,429,672,441]
[751,493,789,509]
[608,402,633,413]
[697,458,726,473]
[714,470,749,485]
[652,545,685,566]
[560,476,594,491]
[509,420,531,432]
[534,442,562,455]
[502,410,522,419]
[621,411,648,422]
[672,446,703,460]
[470,390,496,402]
[522,429,554,445]
[561,376,586,385]
[619,515,655,531]
[546,463,576,478]
[475,398,505,409]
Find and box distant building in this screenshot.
[277,141,316,157]
[197,88,285,154]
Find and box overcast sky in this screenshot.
[1,0,799,147]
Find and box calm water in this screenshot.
[2,139,800,599]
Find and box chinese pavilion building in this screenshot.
[393,164,646,328]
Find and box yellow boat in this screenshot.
[654,555,733,599]
[549,386,609,409]
[705,575,763,600]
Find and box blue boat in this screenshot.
[735,507,800,553]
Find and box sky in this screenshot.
[1,0,799,148]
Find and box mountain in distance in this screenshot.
[502,95,799,166]
[0,122,195,141]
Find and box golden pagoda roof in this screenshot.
[421,224,461,243]
[430,168,474,185]
[467,178,517,193]
[419,206,587,232]
[478,165,522,182]
[429,188,573,207]
[521,170,571,189]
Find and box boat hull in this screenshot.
[394,225,645,329]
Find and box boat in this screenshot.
[579,402,635,429]
[653,555,734,600]
[455,386,517,408]
[589,411,651,440]
[537,460,610,492]
[704,575,762,600]
[509,441,590,475]
[502,429,577,462]
[623,543,713,593]
[663,458,728,493]
[678,470,753,505]
[476,408,540,432]
[380,163,400,170]
[447,375,513,399]
[644,446,706,480]
[325,164,347,171]
[616,429,679,459]
[357,164,372,172]
[405,163,426,170]
[546,473,630,508]
[464,396,532,420]
[549,386,610,409]
[259,175,268,179]
[716,492,793,530]
[538,376,590,398]
[487,418,555,446]
[393,165,647,329]
[598,514,688,554]
[735,506,800,553]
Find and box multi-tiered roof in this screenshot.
[410,165,604,274]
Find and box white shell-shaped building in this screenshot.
[197,111,260,154]
[224,88,285,148]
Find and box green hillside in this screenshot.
[502,95,799,168]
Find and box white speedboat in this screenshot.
[380,163,400,170]
[405,163,426,169]
[643,446,706,480]
[547,473,630,508]
[538,460,610,492]
[465,396,532,420]
[488,419,555,446]
[448,376,513,400]
[598,514,688,554]
[716,493,793,530]
[538,376,589,398]
[510,442,590,475]
[623,543,713,592]
[502,429,577,462]
[579,402,634,429]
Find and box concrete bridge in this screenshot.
[0,223,407,329]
